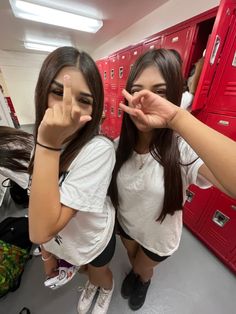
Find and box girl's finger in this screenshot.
[80,115,92,123]
[119,103,138,117]
[63,75,72,117]
[52,103,63,120]
[122,89,133,103]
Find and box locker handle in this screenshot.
[212,210,229,227]
[217,120,229,126]
[210,35,220,65]
[186,189,195,203]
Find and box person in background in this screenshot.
[181,56,204,111]
[170,49,205,111]
[28,46,116,314]
[108,48,236,311]
[0,126,33,188]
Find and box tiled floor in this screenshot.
[0,190,235,314]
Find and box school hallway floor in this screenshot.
[0,190,235,314]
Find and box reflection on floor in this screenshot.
[1,191,236,314]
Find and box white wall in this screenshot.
[92,0,220,60]
[0,50,46,125]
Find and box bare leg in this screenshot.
[133,247,160,282]
[88,264,113,290]
[41,245,58,278]
[120,235,139,267]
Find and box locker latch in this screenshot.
[186,189,194,202]
[212,210,229,227]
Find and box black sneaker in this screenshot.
[121,269,137,299]
[128,277,151,311]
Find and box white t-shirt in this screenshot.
[180,91,194,111]
[117,137,211,257]
[43,136,116,266]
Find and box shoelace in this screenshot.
[97,289,111,307]
[78,283,97,300]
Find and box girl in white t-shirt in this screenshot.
[28,47,116,314]
[108,49,236,311]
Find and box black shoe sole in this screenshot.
[128,299,145,311]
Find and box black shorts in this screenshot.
[89,229,116,267]
[117,222,169,263]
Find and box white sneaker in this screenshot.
[77,281,98,314]
[44,266,78,290]
[91,280,114,314]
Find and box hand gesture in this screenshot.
[37,75,92,148]
[120,89,180,131]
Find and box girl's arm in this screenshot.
[120,89,236,198]
[169,109,236,198]
[29,145,75,244]
[29,75,91,244]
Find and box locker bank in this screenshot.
[0,0,235,313]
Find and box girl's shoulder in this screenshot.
[88,135,114,150]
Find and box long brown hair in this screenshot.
[108,49,184,222]
[28,46,104,174]
[0,126,33,172]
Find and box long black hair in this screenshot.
[28,46,104,174]
[108,49,184,222]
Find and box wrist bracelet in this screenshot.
[36,141,61,151]
[41,254,53,262]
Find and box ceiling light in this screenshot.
[24,42,60,52]
[9,0,103,33]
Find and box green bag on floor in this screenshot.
[0,217,32,298]
[0,240,31,298]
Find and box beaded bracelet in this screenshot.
[36,141,61,151]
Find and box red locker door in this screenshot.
[205,112,236,141]
[162,25,197,74]
[143,37,162,52]
[117,50,130,86]
[183,185,215,232]
[229,248,236,273]
[96,60,103,81]
[198,192,236,261]
[129,44,143,71]
[192,0,236,112]
[206,15,236,115]
[103,58,110,87]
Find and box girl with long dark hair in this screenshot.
[28,46,116,314]
[109,49,236,311]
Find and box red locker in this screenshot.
[205,113,236,141]
[109,54,118,96]
[162,25,197,74]
[183,185,215,232]
[206,15,236,115]
[192,0,236,112]
[96,60,103,81]
[229,248,236,272]
[103,58,110,85]
[198,193,236,261]
[129,44,143,70]
[143,36,162,52]
[117,50,130,85]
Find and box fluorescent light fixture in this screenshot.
[9,0,103,33]
[24,42,60,52]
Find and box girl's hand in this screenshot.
[120,89,180,131]
[37,75,92,148]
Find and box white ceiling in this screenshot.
[0,0,168,54]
